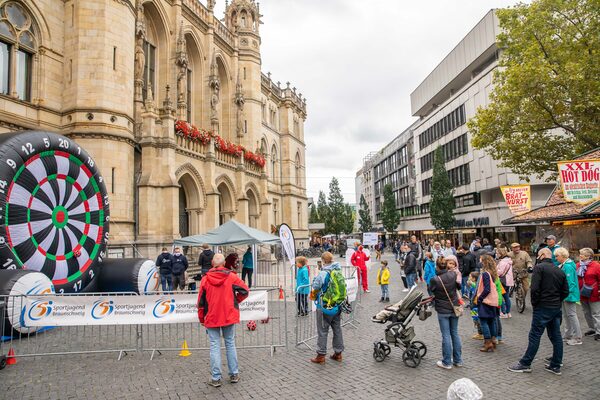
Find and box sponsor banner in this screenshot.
[346,276,358,303]
[557,159,600,205]
[500,185,531,216]
[362,232,378,246]
[22,291,268,327]
[279,223,296,267]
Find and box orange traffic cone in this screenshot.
[6,348,16,365]
[178,340,191,357]
[279,286,284,300]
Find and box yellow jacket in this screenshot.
[377,268,390,285]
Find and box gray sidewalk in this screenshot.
[2,253,599,400]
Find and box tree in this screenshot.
[327,177,346,236]
[430,146,455,231]
[309,203,319,223]
[468,0,600,180]
[381,184,400,233]
[316,191,329,232]
[358,194,373,232]
[341,203,355,235]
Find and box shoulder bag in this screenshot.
[437,276,463,317]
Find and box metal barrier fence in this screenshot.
[295,266,362,350]
[0,288,287,361]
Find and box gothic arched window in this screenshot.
[0,2,37,101]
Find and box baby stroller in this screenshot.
[371,286,433,368]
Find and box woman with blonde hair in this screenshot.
[476,255,500,352]
[555,247,582,345]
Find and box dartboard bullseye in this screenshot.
[0,131,110,293]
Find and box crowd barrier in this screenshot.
[0,288,288,361]
[295,266,362,350]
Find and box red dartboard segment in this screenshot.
[0,131,110,294]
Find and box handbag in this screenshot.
[437,276,463,317]
[581,283,595,298]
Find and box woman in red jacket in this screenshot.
[198,253,249,387]
[577,248,600,341]
[351,245,370,293]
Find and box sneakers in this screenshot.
[471,333,484,340]
[584,329,596,337]
[507,363,532,373]
[544,357,563,367]
[379,298,384,302]
[595,334,600,341]
[544,365,562,375]
[436,360,452,370]
[402,288,409,292]
[500,313,508,319]
[207,379,222,387]
[453,362,464,368]
[230,374,240,384]
[364,289,371,293]
[566,338,583,346]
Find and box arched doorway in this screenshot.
[177,170,203,236]
[217,181,234,225]
[178,186,188,237]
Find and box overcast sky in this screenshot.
[215,0,521,203]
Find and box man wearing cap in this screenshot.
[509,243,533,295]
[544,235,561,266]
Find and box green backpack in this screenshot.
[321,269,347,309]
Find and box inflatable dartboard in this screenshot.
[98,259,160,294]
[0,131,110,293]
[0,269,54,335]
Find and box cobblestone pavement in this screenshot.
[2,253,599,400]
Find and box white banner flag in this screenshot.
[22,291,269,327]
[279,223,296,267]
[346,276,358,303]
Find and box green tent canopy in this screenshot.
[174,219,280,246]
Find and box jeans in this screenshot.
[519,307,563,368]
[480,317,497,339]
[207,325,238,380]
[562,301,582,339]
[581,301,600,334]
[380,284,389,299]
[296,293,308,314]
[437,313,462,366]
[241,267,253,288]
[406,273,417,288]
[496,315,503,338]
[316,309,344,355]
[501,283,511,314]
[160,273,173,292]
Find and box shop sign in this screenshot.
[454,217,489,228]
[495,226,516,233]
[500,185,531,215]
[557,159,600,205]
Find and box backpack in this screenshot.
[318,269,347,315]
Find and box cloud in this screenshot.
[215,0,524,203]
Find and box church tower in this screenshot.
[224,0,263,151]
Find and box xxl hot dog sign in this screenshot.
[557,159,600,205]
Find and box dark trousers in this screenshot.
[519,307,563,368]
[172,273,185,290]
[401,276,408,289]
[241,267,253,288]
[296,293,308,314]
[160,273,173,292]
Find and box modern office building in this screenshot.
[356,10,555,247]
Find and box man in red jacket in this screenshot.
[198,253,249,387]
[351,245,370,293]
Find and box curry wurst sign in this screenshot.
[557,159,600,205]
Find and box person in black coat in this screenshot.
[171,247,189,291]
[508,248,569,375]
[401,244,418,288]
[460,244,477,296]
[155,247,173,292]
[429,257,463,369]
[198,244,215,277]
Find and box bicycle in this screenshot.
[512,270,528,313]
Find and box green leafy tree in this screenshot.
[358,194,373,232]
[430,146,455,231]
[316,191,329,232]
[309,203,319,223]
[381,184,400,233]
[468,0,600,180]
[327,177,346,236]
[341,203,355,235]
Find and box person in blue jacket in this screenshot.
[423,251,437,296]
[295,256,310,316]
[241,247,254,288]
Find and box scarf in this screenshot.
[577,259,591,278]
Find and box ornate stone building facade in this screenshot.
[0,0,309,257]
